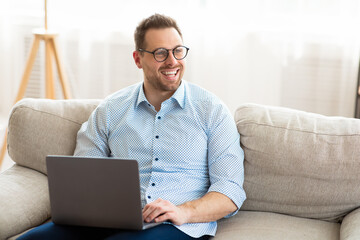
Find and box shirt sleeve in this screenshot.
[206,102,246,218]
[74,101,110,157]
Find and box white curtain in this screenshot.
[0,0,360,118]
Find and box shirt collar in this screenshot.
[136,84,148,107]
[171,81,185,109]
[136,81,186,109]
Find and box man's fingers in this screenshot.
[144,208,165,222]
[143,198,162,212]
[143,199,170,222]
[154,212,174,223]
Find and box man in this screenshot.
[18,14,246,240]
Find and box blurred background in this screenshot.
[0,0,360,119]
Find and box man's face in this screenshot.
[134,28,186,96]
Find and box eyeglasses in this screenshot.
[138,46,190,62]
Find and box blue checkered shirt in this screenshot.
[74,81,246,238]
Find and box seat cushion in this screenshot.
[214,211,340,240]
[340,208,360,240]
[0,165,50,240]
[235,103,360,221]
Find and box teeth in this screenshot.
[163,70,177,75]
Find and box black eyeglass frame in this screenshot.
[138,46,190,62]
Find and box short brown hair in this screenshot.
[134,13,183,50]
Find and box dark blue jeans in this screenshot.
[17,222,210,240]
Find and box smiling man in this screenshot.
[134,27,186,110]
[18,14,246,240]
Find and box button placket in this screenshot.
[153,113,162,161]
[147,113,162,203]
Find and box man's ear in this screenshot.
[133,51,142,69]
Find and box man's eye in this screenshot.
[155,50,167,56]
[175,48,184,54]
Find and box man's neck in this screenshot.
[144,89,175,112]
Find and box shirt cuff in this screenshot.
[207,180,246,218]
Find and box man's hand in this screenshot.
[142,198,189,226]
[142,192,237,226]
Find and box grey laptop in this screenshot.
[46,155,161,230]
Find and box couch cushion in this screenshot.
[7,98,100,174]
[214,211,340,240]
[0,165,50,240]
[235,103,360,221]
[340,208,360,240]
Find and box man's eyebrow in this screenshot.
[153,44,184,51]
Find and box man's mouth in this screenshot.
[161,69,179,77]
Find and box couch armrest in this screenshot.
[0,164,50,240]
[340,208,360,240]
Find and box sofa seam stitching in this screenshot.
[237,122,360,137]
[10,105,96,125]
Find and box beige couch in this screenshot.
[1,98,360,240]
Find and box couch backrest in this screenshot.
[7,98,100,174]
[235,103,360,222]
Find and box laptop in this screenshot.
[46,155,161,230]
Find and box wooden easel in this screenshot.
[0,0,71,168]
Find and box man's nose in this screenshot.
[164,51,177,65]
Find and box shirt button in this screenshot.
[155,135,159,139]
[155,158,159,161]
[157,116,161,120]
[151,183,155,186]
[147,196,151,199]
